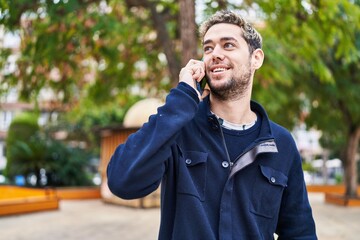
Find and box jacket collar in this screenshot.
[198,97,274,141]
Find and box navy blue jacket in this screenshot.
[107,83,317,239]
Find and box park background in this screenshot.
[0,0,360,237]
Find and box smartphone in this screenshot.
[196,75,208,95]
[196,58,208,95]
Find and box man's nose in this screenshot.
[212,45,225,60]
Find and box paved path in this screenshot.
[1,193,359,240]
[310,193,360,240]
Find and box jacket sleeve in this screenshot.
[276,147,317,239]
[107,82,199,199]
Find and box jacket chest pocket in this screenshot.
[177,150,208,201]
[250,165,288,218]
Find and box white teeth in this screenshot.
[213,68,226,72]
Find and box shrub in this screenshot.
[5,112,94,187]
[45,139,94,187]
[4,112,41,182]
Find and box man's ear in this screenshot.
[251,48,264,70]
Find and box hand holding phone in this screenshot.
[179,59,209,100]
[179,59,204,87]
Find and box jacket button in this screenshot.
[185,159,192,165]
[270,177,276,183]
[222,161,229,168]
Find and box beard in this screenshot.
[208,63,252,101]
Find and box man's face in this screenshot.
[202,23,253,101]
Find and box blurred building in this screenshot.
[99,98,164,207]
[292,123,323,162]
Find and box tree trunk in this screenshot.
[125,0,181,86]
[147,3,180,86]
[322,150,329,184]
[179,0,197,66]
[344,126,360,198]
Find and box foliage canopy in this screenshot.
[1,0,360,194]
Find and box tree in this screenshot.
[123,0,199,83]
[179,0,197,65]
[0,0,203,103]
[0,0,176,106]
[248,0,360,197]
[0,0,199,143]
[0,0,199,184]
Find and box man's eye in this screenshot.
[224,43,234,48]
[204,46,213,53]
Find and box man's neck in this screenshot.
[209,94,256,125]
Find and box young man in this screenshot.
[107,10,317,240]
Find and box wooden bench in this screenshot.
[0,186,59,216]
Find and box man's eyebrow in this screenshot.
[203,39,213,45]
[203,37,239,45]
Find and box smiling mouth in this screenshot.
[213,68,226,73]
[211,67,230,73]
[211,67,230,76]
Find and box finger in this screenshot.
[179,60,205,92]
[193,68,204,81]
[193,64,205,80]
[197,70,205,82]
[187,59,200,67]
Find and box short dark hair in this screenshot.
[199,10,262,53]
